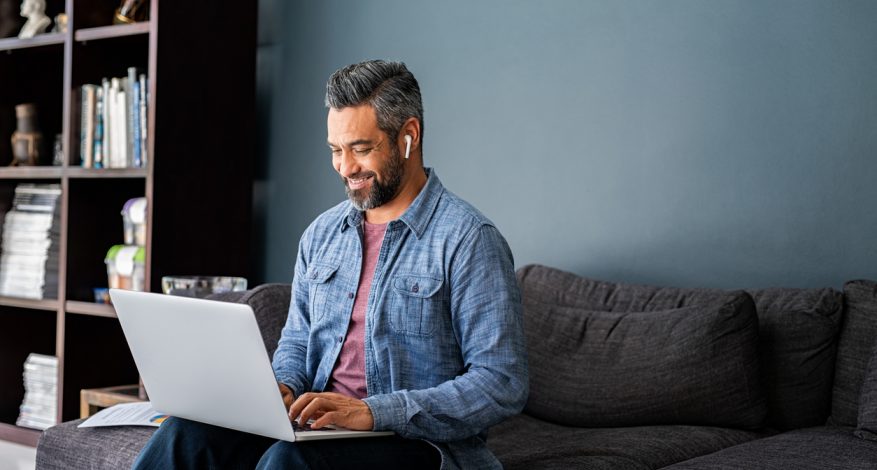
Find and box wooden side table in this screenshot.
[80,384,145,418]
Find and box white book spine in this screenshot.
[108,79,119,168]
[100,78,110,168]
[116,86,128,168]
[139,74,148,167]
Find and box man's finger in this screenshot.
[299,396,333,426]
[311,411,337,430]
[288,392,317,421]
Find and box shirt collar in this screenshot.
[340,168,443,239]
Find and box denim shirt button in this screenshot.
[348,292,354,299]
[337,336,343,343]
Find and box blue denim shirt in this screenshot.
[272,169,528,469]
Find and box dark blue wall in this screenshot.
[254,0,877,289]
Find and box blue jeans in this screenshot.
[131,417,441,469]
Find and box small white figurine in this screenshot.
[18,0,51,39]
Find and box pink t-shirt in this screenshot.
[326,220,386,399]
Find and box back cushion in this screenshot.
[518,265,767,429]
[747,288,842,430]
[855,339,877,441]
[832,280,877,426]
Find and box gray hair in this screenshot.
[325,60,424,145]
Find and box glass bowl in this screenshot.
[161,276,247,298]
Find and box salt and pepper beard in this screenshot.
[343,139,405,211]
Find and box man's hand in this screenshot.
[278,383,295,411]
[288,392,374,431]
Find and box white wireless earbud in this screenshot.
[404,134,412,159]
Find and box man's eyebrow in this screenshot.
[327,139,375,148]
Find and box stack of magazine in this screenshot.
[0,184,61,299]
[16,353,58,430]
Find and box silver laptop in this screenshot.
[109,288,392,442]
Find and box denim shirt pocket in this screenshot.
[390,274,444,337]
[305,262,340,323]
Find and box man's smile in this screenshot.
[346,175,373,190]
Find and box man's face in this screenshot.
[327,105,404,211]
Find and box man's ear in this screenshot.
[400,117,421,151]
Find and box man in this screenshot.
[133,60,528,469]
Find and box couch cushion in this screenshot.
[662,426,877,470]
[518,265,766,429]
[488,413,765,470]
[36,419,154,470]
[856,338,877,441]
[832,280,877,426]
[747,288,843,430]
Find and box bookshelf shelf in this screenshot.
[65,301,115,318]
[0,422,41,447]
[74,22,150,43]
[0,167,64,179]
[0,33,66,53]
[0,0,256,447]
[65,168,147,179]
[0,296,59,311]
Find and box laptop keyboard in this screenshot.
[292,420,336,432]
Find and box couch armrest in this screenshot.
[208,283,291,358]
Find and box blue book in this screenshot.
[132,81,141,168]
[94,87,104,166]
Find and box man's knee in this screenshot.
[256,441,308,469]
[152,417,213,444]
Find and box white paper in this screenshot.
[78,402,168,428]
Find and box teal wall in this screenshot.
[254,0,877,289]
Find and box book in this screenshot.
[139,73,148,167]
[111,78,128,168]
[108,78,120,168]
[94,86,104,166]
[80,85,98,168]
[99,78,110,169]
[127,67,138,167]
[132,80,141,168]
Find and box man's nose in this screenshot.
[337,151,361,178]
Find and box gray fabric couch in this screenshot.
[36,268,877,469]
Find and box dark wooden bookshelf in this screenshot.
[0,0,256,446]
